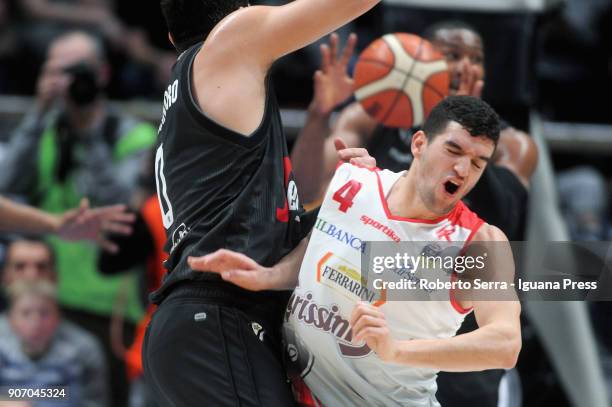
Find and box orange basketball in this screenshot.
[354,33,450,129]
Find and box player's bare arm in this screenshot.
[192,1,380,136]
[0,196,134,252]
[351,224,521,371]
[495,127,539,187]
[292,33,358,203]
[188,235,309,291]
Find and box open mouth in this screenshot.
[444,181,460,195]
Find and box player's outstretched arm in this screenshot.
[351,225,521,371]
[0,196,134,252]
[188,235,310,291]
[292,33,358,203]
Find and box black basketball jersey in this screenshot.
[367,121,528,240]
[151,43,307,304]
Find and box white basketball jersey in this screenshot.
[283,163,484,407]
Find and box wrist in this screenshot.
[46,214,63,235]
[308,101,332,120]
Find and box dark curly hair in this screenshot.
[160,0,249,52]
[422,96,500,144]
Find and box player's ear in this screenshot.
[411,130,428,158]
[168,32,175,48]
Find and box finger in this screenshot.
[334,138,348,152]
[340,33,358,67]
[337,147,369,162]
[90,204,127,217]
[106,212,136,223]
[350,303,385,326]
[463,63,476,96]
[101,221,133,235]
[352,315,387,338]
[473,79,484,99]
[354,327,387,342]
[220,269,262,291]
[189,249,256,272]
[320,44,331,73]
[329,32,339,62]
[98,237,119,254]
[349,157,376,169]
[313,70,324,96]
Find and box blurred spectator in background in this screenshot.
[110,0,175,99]
[18,0,123,55]
[0,30,155,405]
[0,279,108,407]
[557,166,608,241]
[0,238,55,311]
[0,0,20,93]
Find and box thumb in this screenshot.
[334,138,348,152]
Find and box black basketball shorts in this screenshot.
[142,283,296,407]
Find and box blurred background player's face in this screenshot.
[9,294,60,358]
[414,121,494,215]
[431,28,485,94]
[2,241,55,286]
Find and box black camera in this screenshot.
[64,63,100,106]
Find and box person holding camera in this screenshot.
[0,30,156,406]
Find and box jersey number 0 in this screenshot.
[155,144,174,229]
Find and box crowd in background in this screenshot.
[0,0,610,406]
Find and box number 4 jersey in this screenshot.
[283,163,484,407]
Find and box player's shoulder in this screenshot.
[332,163,403,196]
[472,222,509,243]
[202,5,271,51]
[334,162,383,180]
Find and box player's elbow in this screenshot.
[498,335,522,369]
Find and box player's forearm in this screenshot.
[291,106,332,204]
[268,235,310,290]
[391,323,521,371]
[0,196,60,235]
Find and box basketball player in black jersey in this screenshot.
[289,22,538,407]
[143,0,381,405]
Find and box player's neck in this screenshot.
[387,169,447,221]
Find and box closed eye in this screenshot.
[447,148,461,156]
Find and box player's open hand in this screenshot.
[188,249,273,292]
[350,302,398,362]
[311,33,358,116]
[334,138,376,168]
[57,198,135,253]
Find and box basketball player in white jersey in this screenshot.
[189,96,522,406]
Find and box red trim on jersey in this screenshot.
[449,271,472,314]
[292,378,324,407]
[450,205,483,315]
[374,170,461,224]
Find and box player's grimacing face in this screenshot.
[414,122,494,215]
[431,28,485,94]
